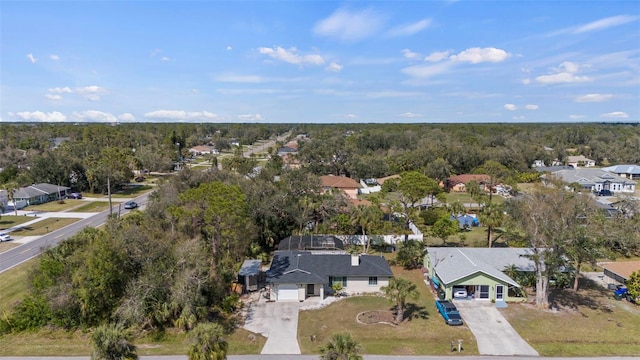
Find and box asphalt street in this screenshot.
[0,192,150,273]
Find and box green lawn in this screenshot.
[24,201,80,212]
[69,202,111,213]
[298,265,478,356]
[502,279,640,356]
[0,215,34,230]
[109,185,154,198]
[8,217,80,236]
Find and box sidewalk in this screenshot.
[2,210,95,234]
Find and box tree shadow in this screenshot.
[403,303,429,321]
[548,277,613,314]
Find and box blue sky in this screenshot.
[1,1,638,123]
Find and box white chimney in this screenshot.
[351,254,360,266]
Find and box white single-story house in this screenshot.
[548,168,636,193]
[602,164,640,181]
[266,250,393,302]
[566,155,596,168]
[424,247,536,303]
[188,145,219,156]
[13,183,71,208]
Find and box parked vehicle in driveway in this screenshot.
[67,192,82,199]
[0,232,12,242]
[436,300,464,326]
[453,286,468,298]
[124,201,138,209]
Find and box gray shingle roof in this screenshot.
[551,168,635,185]
[238,259,262,276]
[267,251,393,284]
[602,164,640,175]
[427,247,537,287]
[14,183,71,199]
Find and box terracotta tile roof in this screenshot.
[349,198,372,206]
[601,261,640,280]
[320,175,360,189]
[447,174,491,185]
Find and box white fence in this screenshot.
[332,220,424,246]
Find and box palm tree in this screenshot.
[478,202,504,247]
[91,323,138,360]
[351,204,382,253]
[188,322,228,360]
[1,182,19,215]
[319,332,363,360]
[381,277,419,323]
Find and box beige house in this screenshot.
[320,175,361,199]
[567,155,596,168]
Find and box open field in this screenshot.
[24,201,79,212]
[8,217,80,236]
[0,215,34,230]
[298,265,478,356]
[69,201,110,213]
[502,279,640,356]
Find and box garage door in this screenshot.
[277,284,299,301]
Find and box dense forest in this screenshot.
[0,122,639,345]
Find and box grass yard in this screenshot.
[0,215,34,230]
[502,279,640,356]
[109,185,153,198]
[24,201,79,212]
[8,217,80,236]
[297,265,478,356]
[0,260,35,313]
[69,202,110,213]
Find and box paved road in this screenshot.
[0,192,150,273]
[454,300,538,356]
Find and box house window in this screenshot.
[330,276,347,287]
[368,276,378,286]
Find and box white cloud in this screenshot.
[402,49,421,60]
[535,61,591,84]
[226,45,232,51]
[237,114,264,121]
[118,113,136,122]
[76,85,107,101]
[504,104,517,111]
[513,115,526,120]
[144,110,218,121]
[191,88,200,94]
[161,56,171,62]
[402,61,453,79]
[48,86,73,93]
[45,94,62,100]
[258,46,325,66]
[400,112,422,118]
[216,74,265,83]
[345,114,358,119]
[522,78,531,85]
[569,114,585,120]
[49,54,60,61]
[573,15,638,34]
[601,111,628,118]
[525,104,539,110]
[325,62,343,72]
[449,47,510,64]
[575,93,613,103]
[313,7,385,41]
[387,18,431,37]
[16,111,67,122]
[424,51,450,62]
[73,110,117,122]
[26,53,37,63]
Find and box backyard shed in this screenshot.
[238,259,265,293]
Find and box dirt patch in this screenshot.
[356,310,396,326]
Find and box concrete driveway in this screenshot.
[243,296,301,354]
[454,300,539,356]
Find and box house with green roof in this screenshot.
[424,247,535,303]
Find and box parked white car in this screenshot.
[453,287,468,298]
[0,232,11,242]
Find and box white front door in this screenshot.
[496,285,505,301]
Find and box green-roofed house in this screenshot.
[424,247,535,303]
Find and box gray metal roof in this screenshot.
[602,164,640,175]
[551,168,635,185]
[14,183,70,199]
[427,247,538,287]
[267,251,393,284]
[238,259,263,277]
